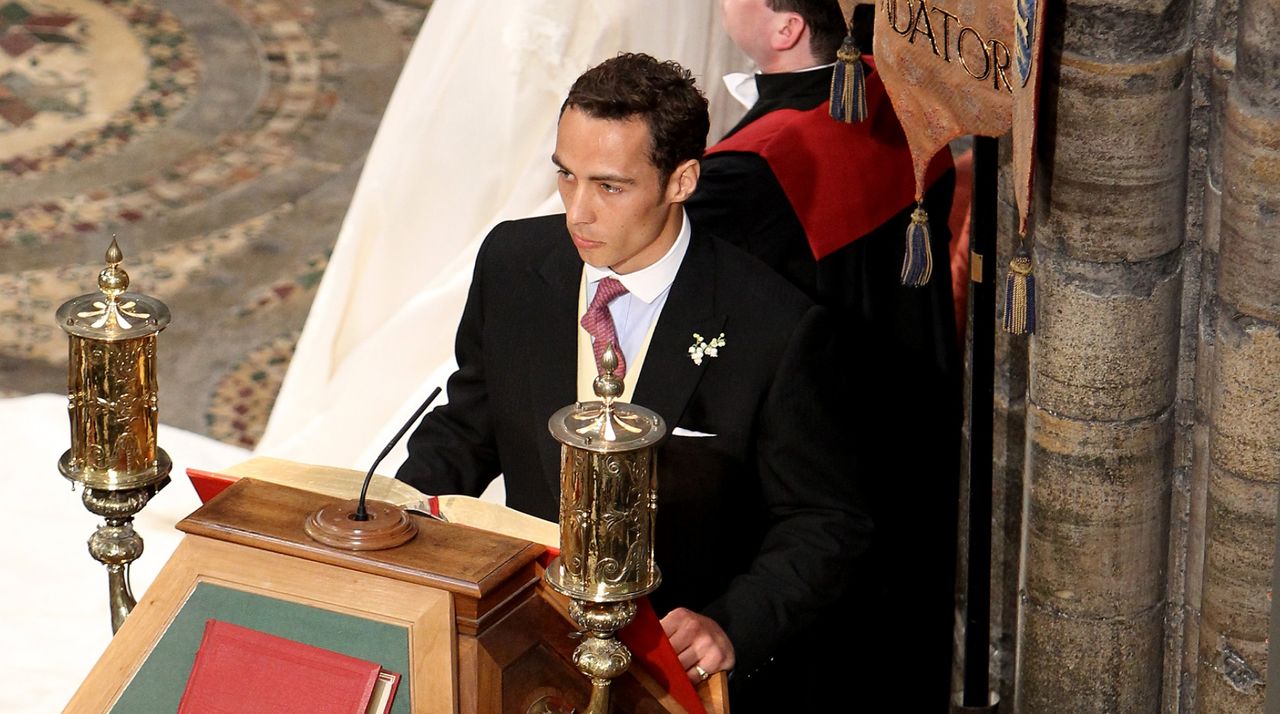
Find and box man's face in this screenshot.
[554,107,681,275]
[721,0,782,63]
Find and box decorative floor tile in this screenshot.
[234,249,328,318]
[0,0,427,444]
[0,204,293,364]
[205,330,298,448]
[0,0,197,177]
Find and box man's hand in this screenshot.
[660,607,736,685]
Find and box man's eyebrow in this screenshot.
[550,155,636,184]
[587,173,637,185]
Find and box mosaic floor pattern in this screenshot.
[0,0,428,447]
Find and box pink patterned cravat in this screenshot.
[581,276,629,378]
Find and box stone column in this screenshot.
[1194,0,1280,710]
[1174,0,1237,709]
[1013,0,1192,710]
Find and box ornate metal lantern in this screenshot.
[544,345,665,713]
[56,239,172,633]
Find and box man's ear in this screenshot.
[667,159,701,203]
[770,13,806,53]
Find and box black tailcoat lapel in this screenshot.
[530,235,581,494]
[632,233,727,430]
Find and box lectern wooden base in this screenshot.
[66,479,727,713]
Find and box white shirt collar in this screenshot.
[723,71,760,109]
[722,62,837,109]
[584,207,691,303]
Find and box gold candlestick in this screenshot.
[56,239,172,633]
[545,345,664,714]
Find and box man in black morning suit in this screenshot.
[396,54,870,709]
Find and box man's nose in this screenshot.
[565,186,594,224]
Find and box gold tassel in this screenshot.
[829,35,867,124]
[1003,252,1036,334]
[900,203,933,286]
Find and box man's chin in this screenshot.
[575,248,611,268]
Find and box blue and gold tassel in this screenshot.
[1003,250,1036,334]
[900,202,933,286]
[829,34,867,124]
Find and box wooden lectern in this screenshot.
[66,477,728,713]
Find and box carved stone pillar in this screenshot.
[1194,0,1280,709]
[1013,0,1192,709]
[1173,0,1237,709]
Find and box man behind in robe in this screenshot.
[396,53,871,711]
[686,1,962,709]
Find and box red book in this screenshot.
[178,619,400,714]
[187,468,237,504]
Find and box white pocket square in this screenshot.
[672,427,717,438]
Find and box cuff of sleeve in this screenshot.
[700,599,776,677]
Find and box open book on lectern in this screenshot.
[187,455,560,549]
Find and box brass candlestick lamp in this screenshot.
[56,239,172,633]
[545,345,665,714]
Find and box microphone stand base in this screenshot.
[304,498,418,550]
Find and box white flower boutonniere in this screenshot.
[688,332,726,366]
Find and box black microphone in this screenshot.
[353,386,442,521]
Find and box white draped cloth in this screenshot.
[258,0,746,476]
[0,394,249,714]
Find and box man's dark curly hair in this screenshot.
[561,53,709,185]
[767,0,850,62]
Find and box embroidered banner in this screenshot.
[1011,0,1046,232]
[842,0,1043,230]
